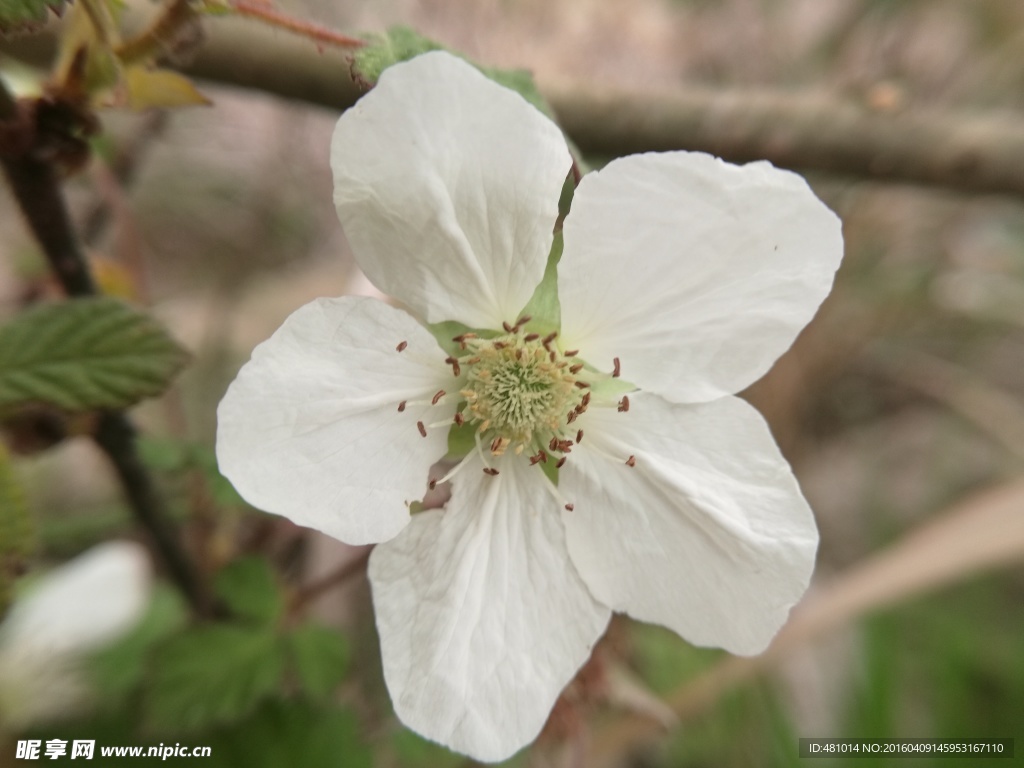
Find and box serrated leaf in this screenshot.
[0,443,32,616]
[0,0,69,36]
[89,584,188,696]
[0,297,189,414]
[214,557,282,625]
[148,624,285,731]
[286,623,348,700]
[206,700,371,768]
[123,66,211,110]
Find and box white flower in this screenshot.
[216,51,843,762]
[0,541,151,730]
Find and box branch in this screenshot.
[0,81,208,615]
[7,22,1024,196]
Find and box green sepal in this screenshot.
[516,230,564,339]
[351,25,554,119]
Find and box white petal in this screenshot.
[331,51,570,328]
[559,152,843,402]
[561,394,817,656]
[0,541,150,656]
[216,297,455,545]
[369,456,610,762]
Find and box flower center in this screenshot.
[454,322,588,458]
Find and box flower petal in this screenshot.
[561,393,817,656]
[0,541,149,656]
[559,152,843,402]
[331,51,570,328]
[369,455,610,762]
[216,297,455,545]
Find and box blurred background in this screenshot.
[2,0,1023,766]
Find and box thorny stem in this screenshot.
[225,0,367,49]
[0,79,209,615]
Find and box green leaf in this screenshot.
[0,443,32,616]
[214,557,283,625]
[206,700,371,768]
[148,624,285,731]
[286,623,349,700]
[90,584,188,697]
[0,297,189,414]
[0,0,69,36]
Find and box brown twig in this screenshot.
[0,80,208,615]
[288,547,371,616]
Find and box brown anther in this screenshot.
[574,381,591,389]
[567,410,577,424]
[428,479,438,490]
[576,429,583,443]
[490,436,503,453]
[454,412,465,427]
[549,437,559,451]
[569,363,584,374]
[549,351,557,363]
[564,503,575,512]
[417,421,427,437]
[618,395,630,412]
[542,332,558,346]
[524,333,540,342]
[529,452,543,465]
[445,356,462,376]
[397,401,407,412]
[467,356,481,364]
[502,321,514,333]
[515,348,523,361]
[612,357,621,377]
[516,315,532,327]
[493,341,506,350]
[556,439,574,453]
[431,390,446,405]
[483,467,500,476]
[581,392,591,408]
[396,340,408,352]
[564,349,579,357]
[555,456,567,469]
[625,455,636,467]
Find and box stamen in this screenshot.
[428,479,438,490]
[574,381,590,389]
[483,467,500,476]
[529,450,548,465]
[542,332,558,347]
[612,357,621,377]
[397,401,407,413]
[576,429,583,443]
[564,349,579,357]
[555,456,567,469]
[618,395,630,412]
[625,455,636,467]
[431,390,446,405]
[569,363,584,374]
[417,421,427,438]
[567,411,578,424]
[502,321,514,333]
[523,333,540,342]
[454,412,465,426]
[396,341,408,352]
[445,356,462,376]
[564,503,575,512]
[515,315,532,327]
